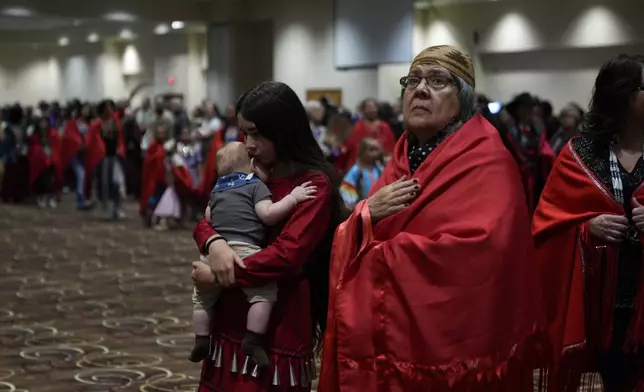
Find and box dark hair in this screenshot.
[377,102,395,122]
[36,116,51,130]
[506,92,535,121]
[77,102,94,121]
[360,98,378,112]
[236,81,347,352]
[584,54,644,144]
[96,100,111,118]
[539,100,553,119]
[7,104,23,124]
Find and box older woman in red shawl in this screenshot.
[319,45,546,392]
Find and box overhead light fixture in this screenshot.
[2,6,33,17]
[119,28,135,40]
[104,11,137,22]
[154,23,170,35]
[58,37,69,47]
[171,21,185,29]
[87,33,100,43]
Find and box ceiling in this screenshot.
[0,0,236,46]
[415,0,515,7]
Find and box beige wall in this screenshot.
[236,0,644,111]
[0,33,207,108]
[421,0,644,110]
[3,0,644,112]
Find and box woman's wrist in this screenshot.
[204,235,226,254]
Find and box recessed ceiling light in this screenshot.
[87,33,100,43]
[119,28,135,40]
[104,11,137,22]
[2,6,33,17]
[171,21,185,29]
[58,37,69,47]
[154,24,170,35]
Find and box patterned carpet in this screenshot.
[0,196,602,392]
[0,197,202,391]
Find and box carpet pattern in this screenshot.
[0,198,201,392]
[0,197,602,392]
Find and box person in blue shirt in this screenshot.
[340,137,384,209]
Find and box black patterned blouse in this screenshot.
[407,131,448,174]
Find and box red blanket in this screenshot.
[27,129,62,186]
[532,139,644,390]
[84,119,125,178]
[59,119,82,171]
[505,127,555,213]
[320,114,545,391]
[139,141,166,215]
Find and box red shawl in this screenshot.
[139,141,166,215]
[84,119,125,178]
[340,120,396,172]
[506,126,555,213]
[320,114,546,392]
[27,129,62,186]
[59,119,82,170]
[533,139,644,391]
[171,155,200,199]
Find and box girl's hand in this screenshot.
[206,240,245,287]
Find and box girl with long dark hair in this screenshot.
[534,54,644,391]
[191,81,345,391]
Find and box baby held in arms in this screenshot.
[190,142,317,365]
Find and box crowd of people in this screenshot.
[1,45,644,391]
[0,80,582,225]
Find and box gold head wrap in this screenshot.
[410,45,475,89]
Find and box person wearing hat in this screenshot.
[319,45,546,391]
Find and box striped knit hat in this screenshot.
[411,45,475,89]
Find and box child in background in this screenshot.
[191,142,316,366]
[340,137,384,210]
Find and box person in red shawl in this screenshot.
[533,54,644,392]
[319,45,546,392]
[139,122,171,223]
[339,98,396,172]
[505,93,556,213]
[190,81,346,392]
[27,116,62,208]
[85,100,126,220]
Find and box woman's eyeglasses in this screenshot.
[400,75,455,91]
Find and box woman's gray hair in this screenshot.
[454,75,477,122]
[442,74,477,136]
